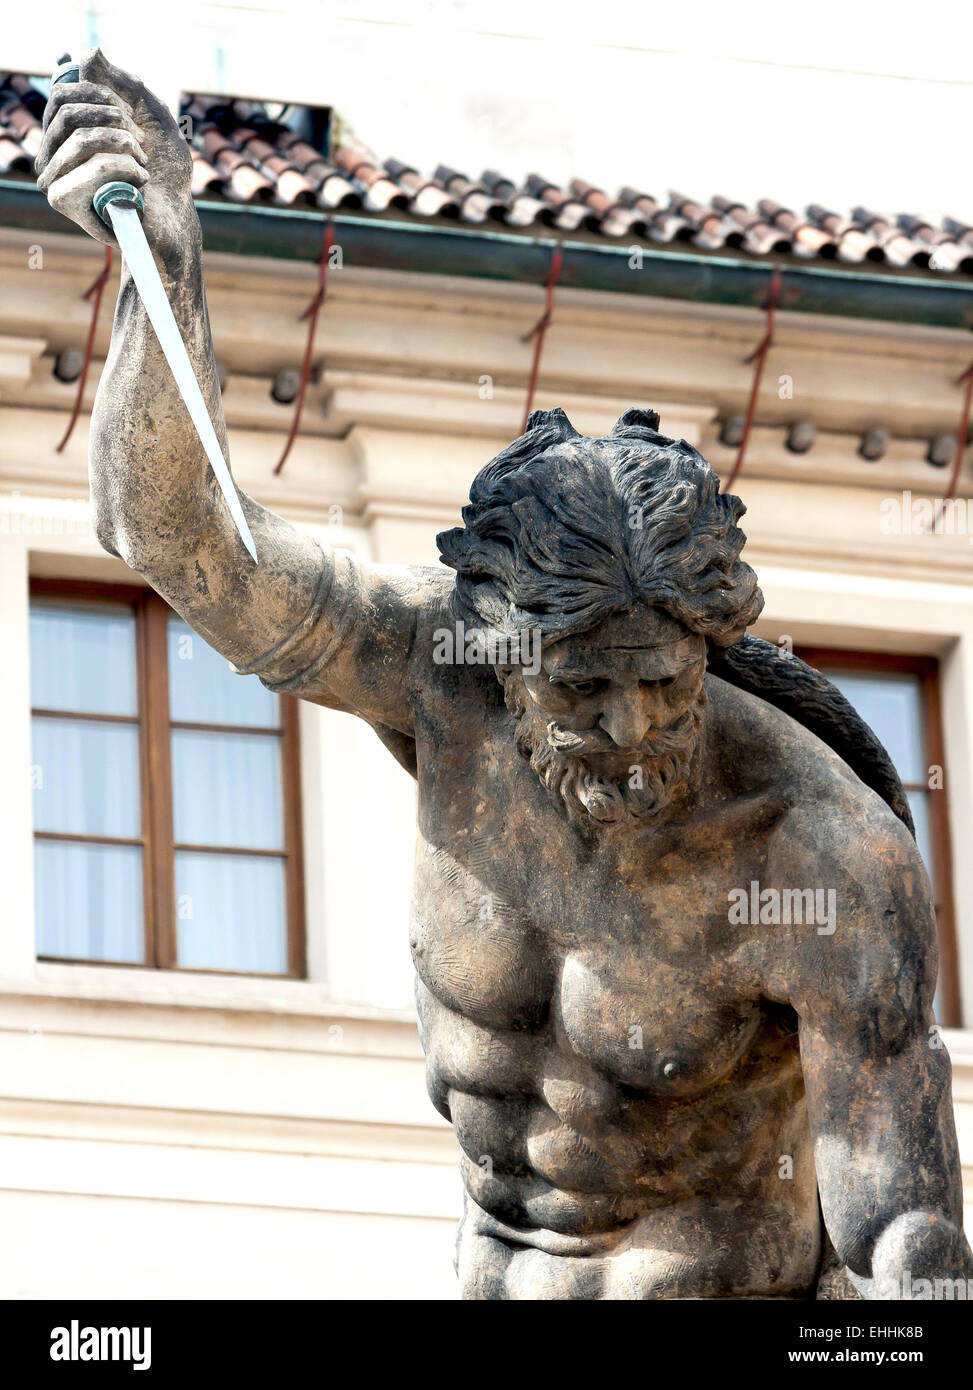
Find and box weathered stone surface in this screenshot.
[41,49,973,1300]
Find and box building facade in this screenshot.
[1,38,973,1297]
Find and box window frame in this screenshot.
[30,577,306,979]
[795,645,959,1027]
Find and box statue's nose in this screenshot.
[599,693,650,750]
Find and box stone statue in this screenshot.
[40,50,972,1300]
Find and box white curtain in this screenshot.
[171,729,283,849]
[167,617,277,727]
[34,840,143,962]
[30,602,136,715]
[32,717,140,836]
[822,671,924,783]
[176,851,287,972]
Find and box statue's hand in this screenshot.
[857,1210,973,1299]
[36,47,194,261]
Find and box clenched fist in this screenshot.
[37,47,196,264]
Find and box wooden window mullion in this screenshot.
[141,592,176,969]
[919,660,960,1027]
[281,696,306,979]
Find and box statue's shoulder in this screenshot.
[411,564,456,609]
[404,565,496,699]
[714,679,937,1015]
[407,566,463,652]
[709,674,917,850]
[361,561,456,645]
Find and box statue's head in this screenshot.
[437,407,763,826]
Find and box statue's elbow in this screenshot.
[91,505,156,576]
[92,506,122,560]
[861,1210,973,1298]
[91,497,170,575]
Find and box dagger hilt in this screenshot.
[92,181,145,224]
[52,54,80,86]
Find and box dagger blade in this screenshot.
[105,201,258,563]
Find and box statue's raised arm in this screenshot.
[38,48,423,745]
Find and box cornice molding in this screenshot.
[3,228,973,441]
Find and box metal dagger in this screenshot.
[52,59,258,564]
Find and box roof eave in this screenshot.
[3,180,973,331]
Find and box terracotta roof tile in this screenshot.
[0,131,30,173]
[618,188,691,243]
[189,146,223,197]
[333,146,410,211]
[480,170,546,226]
[1,74,971,280]
[431,166,505,224]
[805,206,886,264]
[570,180,645,239]
[757,199,838,259]
[853,207,931,268]
[385,161,459,219]
[1,96,42,156]
[524,173,602,232]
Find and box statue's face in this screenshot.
[504,607,708,825]
[524,608,706,762]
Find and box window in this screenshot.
[29,580,304,976]
[796,648,958,1025]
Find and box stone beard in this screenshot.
[500,669,707,825]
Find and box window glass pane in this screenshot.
[168,617,278,728]
[171,729,283,849]
[30,601,137,716]
[32,717,141,837]
[820,670,925,785]
[34,840,143,962]
[906,791,936,894]
[176,851,287,973]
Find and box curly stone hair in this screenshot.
[436,406,764,647]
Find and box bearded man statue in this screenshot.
[41,47,971,1300]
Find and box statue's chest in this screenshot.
[410,832,764,1096]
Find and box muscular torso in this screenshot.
[410,673,849,1299]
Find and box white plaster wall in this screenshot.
[303,698,417,1008]
[0,1191,459,1300]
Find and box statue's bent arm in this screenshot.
[38,48,423,738]
[780,808,972,1296]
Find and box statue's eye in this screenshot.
[557,678,599,696]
